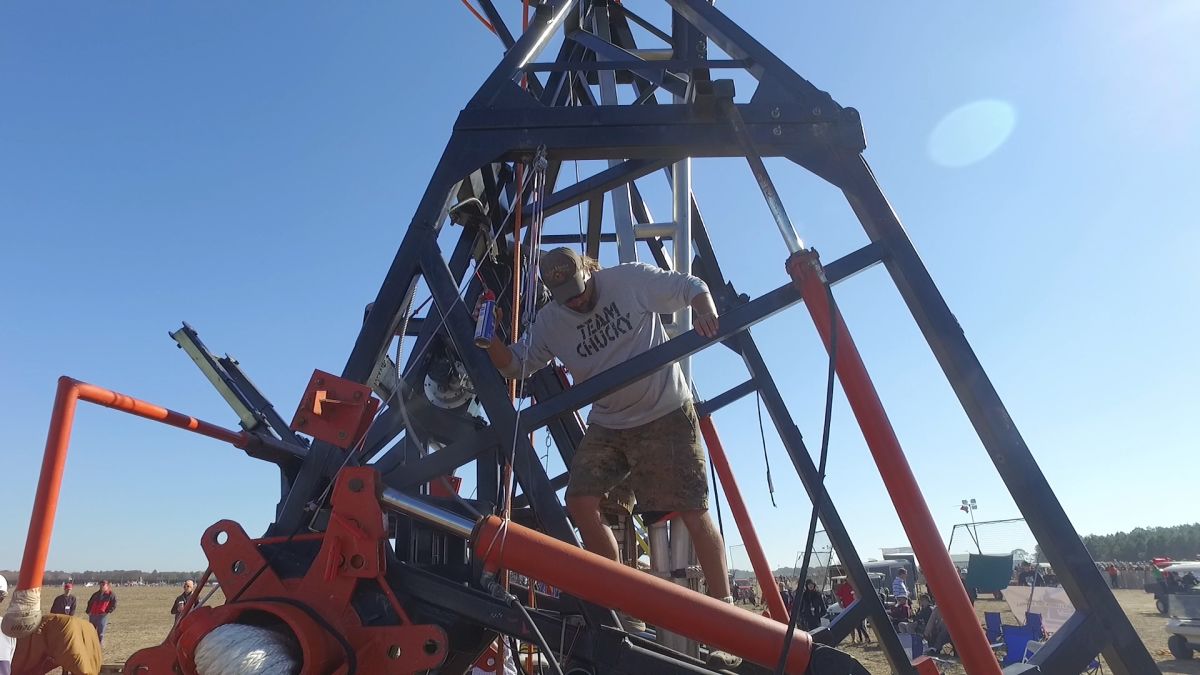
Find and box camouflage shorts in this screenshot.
[565,401,709,513]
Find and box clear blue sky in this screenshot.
[2,3,1196,573]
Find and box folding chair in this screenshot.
[1001,625,1038,666]
[1022,639,1046,662]
[984,612,1004,644]
[1025,611,1044,638]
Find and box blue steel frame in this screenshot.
[192,1,1156,673]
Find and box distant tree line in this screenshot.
[0,570,206,585]
[1082,523,1200,561]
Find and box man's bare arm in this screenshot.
[691,292,720,338]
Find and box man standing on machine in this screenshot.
[477,247,739,665]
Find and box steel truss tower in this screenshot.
[188,2,1159,673]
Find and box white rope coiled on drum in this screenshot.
[194,624,301,675]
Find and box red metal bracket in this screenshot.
[126,467,447,674]
[290,369,380,449]
[429,475,463,498]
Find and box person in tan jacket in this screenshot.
[11,614,101,675]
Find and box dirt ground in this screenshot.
[0,586,1193,672]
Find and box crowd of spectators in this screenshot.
[1095,559,1197,590]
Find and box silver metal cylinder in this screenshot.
[672,156,693,384]
[628,48,673,61]
[380,487,475,539]
[649,521,671,577]
[634,222,678,239]
[665,520,698,656]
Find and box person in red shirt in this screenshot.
[834,579,870,643]
[85,580,118,644]
[889,596,913,629]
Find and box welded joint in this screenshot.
[785,248,828,289]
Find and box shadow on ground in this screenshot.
[1160,659,1200,674]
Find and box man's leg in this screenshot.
[564,422,632,564]
[678,509,731,599]
[565,495,620,562]
[88,615,106,644]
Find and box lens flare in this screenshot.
[927,99,1017,168]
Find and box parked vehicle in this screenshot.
[1146,562,1200,616]
[732,578,755,604]
[863,560,915,597]
[1166,592,1200,660]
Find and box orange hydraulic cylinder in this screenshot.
[473,515,813,674]
[787,250,1001,675]
[16,377,250,591]
[698,415,789,623]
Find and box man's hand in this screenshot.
[472,292,516,371]
[691,292,720,338]
[471,293,504,324]
[694,311,719,338]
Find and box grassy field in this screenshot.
[0,585,1193,672]
[0,584,224,669]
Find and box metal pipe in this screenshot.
[593,4,639,263]
[787,250,1001,675]
[649,518,692,651]
[473,515,813,673]
[718,99,805,253]
[633,222,677,239]
[380,487,475,539]
[670,111,698,658]
[699,416,789,622]
[672,156,693,383]
[5,377,277,636]
[628,48,674,61]
[666,518,697,656]
[649,521,671,580]
[15,378,251,590]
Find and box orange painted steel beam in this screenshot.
[787,250,1001,675]
[473,515,813,674]
[14,377,261,593]
[699,415,789,623]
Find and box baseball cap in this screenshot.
[539,247,587,304]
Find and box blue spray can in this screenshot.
[474,290,497,348]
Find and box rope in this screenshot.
[459,0,496,34]
[773,282,839,675]
[392,282,425,455]
[1,587,41,638]
[709,459,725,542]
[491,145,549,675]
[194,624,300,675]
[757,391,778,507]
[497,149,549,526]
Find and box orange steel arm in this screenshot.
[788,250,1001,675]
[14,376,293,593]
[473,515,813,674]
[699,415,789,623]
